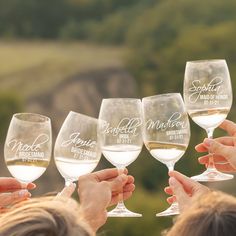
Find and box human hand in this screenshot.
[165,171,209,212]
[195,119,236,172]
[0,178,36,210]
[78,168,135,232]
[58,182,76,198]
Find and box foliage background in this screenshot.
[0,0,236,235]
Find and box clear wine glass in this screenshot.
[4,113,52,184]
[184,59,233,182]
[54,111,101,188]
[98,98,143,217]
[142,93,190,216]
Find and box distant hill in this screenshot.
[27,67,137,127]
[0,41,127,97]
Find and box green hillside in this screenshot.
[0,41,126,98]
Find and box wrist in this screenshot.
[79,203,107,232]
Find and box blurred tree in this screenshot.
[0,0,68,38]
[0,93,23,141]
[126,0,236,95]
[0,0,148,39]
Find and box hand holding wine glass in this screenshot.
[98,98,143,217]
[142,93,190,216]
[165,170,210,212]
[54,111,101,188]
[0,178,36,210]
[196,119,236,172]
[184,59,233,181]
[4,113,52,184]
[78,168,135,232]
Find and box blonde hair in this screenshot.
[0,196,94,236]
[166,191,236,236]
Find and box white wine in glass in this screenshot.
[98,98,143,217]
[4,113,52,184]
[54,111,101,188]
[184,59,233,182]
[145,142,187,165]
[142,93,190,216]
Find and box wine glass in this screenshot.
[4,113,52,184]
[54,111,101,188]
[142,93,190,216]
[98,98,143,217]
[184,59,233,181]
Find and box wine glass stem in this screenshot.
[167,163,176,206]
[117,167,125,206]
[206,128,215,169]
[56,179,73,197]
[167,163,175,172]
[65,179,72,187]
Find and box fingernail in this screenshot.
[69,183,76,191]
[27,183,36,189]
[203,138,213,147]
[169,177,176,186]
[19,190,31,197]
[67,182,76,188]
[119,174,127,182]
[198,157,203,163]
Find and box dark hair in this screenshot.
[166,191,236,236]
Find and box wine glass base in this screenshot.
[108,207,142,217]
[191,168,234,182]
[156,202,179,217]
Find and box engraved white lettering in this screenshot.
[61,132,96,148]
[8,134,49,153]
[188,77,223,103]
[102,118,142,136]
[146,112,186,131]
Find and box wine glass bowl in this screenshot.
[184,59,233,181]
[142,93,190,216]
[54,111,101,187]
[4,113,52,183]
[98,98,143,217]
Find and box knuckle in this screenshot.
[12,192,19,200]
[211,142,221,152]
[78,174,88,182]
[101,181,109,188]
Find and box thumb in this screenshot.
[169,170,198,193]
[204,138,236,165]
[108,174,128,191]
[58,183,76,198]
[169,177,189,208]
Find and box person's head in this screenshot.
[166,191,236,236]
[0,196,94,236]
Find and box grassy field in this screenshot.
[0,40,126,98]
